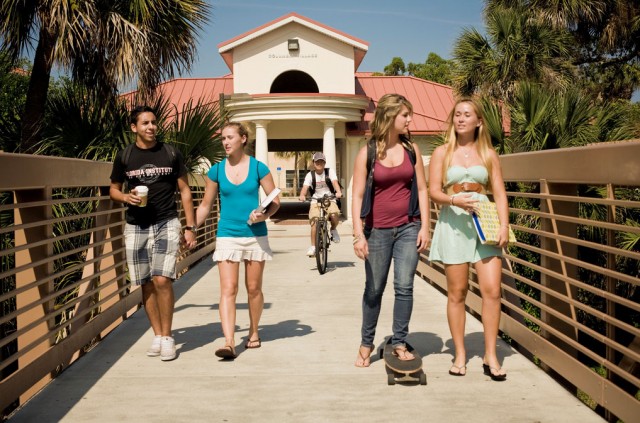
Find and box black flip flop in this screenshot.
[215,345,237,359]
[483,363,507,381]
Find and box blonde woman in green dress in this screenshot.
[428,98,509,381]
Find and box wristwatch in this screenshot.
[183,225,197,233]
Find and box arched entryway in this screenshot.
[270,70,319,93]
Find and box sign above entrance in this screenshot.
[268,53,318,59]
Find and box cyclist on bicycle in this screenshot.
[299,152,343,256]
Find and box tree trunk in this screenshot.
[20,28,56,153]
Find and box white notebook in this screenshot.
[247,188,281,224]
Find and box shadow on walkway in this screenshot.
[8,224,604,423]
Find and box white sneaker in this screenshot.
[306,246,316,257]
[331,229,340,243]
[160,336,176,361]
[147,335,162,357]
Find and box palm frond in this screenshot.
[510,82,554,151]
[166,97,226,174]
[478,96,508,153]
[36,81,131,161]
[619,220,640,252]
[553,88,598,148]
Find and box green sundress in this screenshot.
[428,165,502,264]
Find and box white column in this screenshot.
[322,120,337,171]
[345,136,365,222]
[254,120,270,166]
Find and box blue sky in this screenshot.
[189,0,485,78]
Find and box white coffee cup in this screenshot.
[135,186,149,207]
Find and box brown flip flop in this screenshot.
[215,345,236,359]
[245,338,261,349]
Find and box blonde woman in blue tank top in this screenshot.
[428,98,509,381]
[196,122,280,359]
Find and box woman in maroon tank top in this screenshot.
[351,94,430,367]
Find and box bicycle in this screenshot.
[310,193,336,275]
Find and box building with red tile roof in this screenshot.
[130,12,457,219]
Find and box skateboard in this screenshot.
[380,338,427,385]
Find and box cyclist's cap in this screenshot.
[313,152,326,162]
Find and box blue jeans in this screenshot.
[361,221,420,348]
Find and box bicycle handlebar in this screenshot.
[302,193,336,202]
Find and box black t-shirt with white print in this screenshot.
[110,142,187,227]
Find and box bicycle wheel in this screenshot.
[315,219,328,274]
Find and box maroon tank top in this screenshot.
[365,149,414,228]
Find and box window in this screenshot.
[285,170,307,189]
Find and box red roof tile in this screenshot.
[122,73,455,135]
[353,74,455,135]
[121,76,234,118]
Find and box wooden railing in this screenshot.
[0,153,217,417]
[419,140,640,423]
[1,142,639,421]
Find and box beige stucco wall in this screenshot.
[232,23,357,94]
[222,16,440,222]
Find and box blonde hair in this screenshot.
[222,121,249,145]
[441,98,494,188]
[370,94,413,159]
[220,122,249,139]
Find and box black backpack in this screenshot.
[310,168,342,208]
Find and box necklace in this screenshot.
[227,157,246,181]
[458,143,475,158]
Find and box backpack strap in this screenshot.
[122,143,135,168]
[403,139,416,165]
[324,168,336,195]
[161,143,179,173]
[310,168,337,196]
[366,139,377,176]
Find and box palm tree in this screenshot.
[0,0,210,153]
[0,52,29,152]
[35,80,131,159]
[37,83,225,171]
[452,2,575,102]
[164,98,227,174]
[478,96,508,154]
[486,0,640,100]
[479,82,636,153]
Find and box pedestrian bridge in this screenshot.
[0,142,639,422]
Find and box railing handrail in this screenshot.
[0,152,217,417]
[419,140,640,423]
[2,142,640,422]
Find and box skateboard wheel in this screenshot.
[387,374,396,385]
[420,373,427,385]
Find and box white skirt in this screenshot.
[212,236,273,262]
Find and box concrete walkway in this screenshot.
[10,212,603,422]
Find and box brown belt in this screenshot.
[445,182,486,195]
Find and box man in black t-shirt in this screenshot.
[110,106,196,361]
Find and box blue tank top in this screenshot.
[207,157,270,237]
